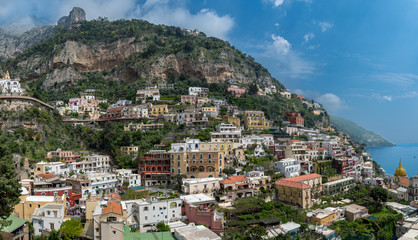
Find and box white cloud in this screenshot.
[317,93,344,112]
[271,34,291,55]
[303,32,315,42]
[141,4,234,39]
[0,0,234,40]
[374,72,418,87]
[274,0,285,6]
[318,21,333,32]
[382,96,392,101]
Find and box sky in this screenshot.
[1,0,418,144]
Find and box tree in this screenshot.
[222,167,236,176]
[156,222,170,232]
[0,156,21,229]
[370,186,388,204]
[246,226,267,240]
[47,229,62,240]
[60,219,82,240]
[248,83,258,95]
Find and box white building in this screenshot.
[115,169,141,188]
[0,72,23,95]
[32,203,67,236]
[88,173,119,196]
[182,178,222,196]
[274,158,301,178]
[174,223,221,240]
[171,138,201,152]
[69,154,111,173]
[188,87,209,96]
[133,198,182,232]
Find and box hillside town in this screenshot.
[0,71,417,240]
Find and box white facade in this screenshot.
[115,169,141,187]
[68,155,110,173]
[171,138,201,152]
[182,178,222,196]
[274,158,301,178]
[134,198,182,232]
[0,79,23,94]
[32,203,66,236]
[88,173,119,196]
[188,87,209,96]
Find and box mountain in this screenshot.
[330,114,394,147]
[2,8,284,99]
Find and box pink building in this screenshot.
[181,95,197,105]
[181,194,224,233]
[46,149,77,162]
[68,98,88,107]
[221,175,254,202]
[227,85,246,98]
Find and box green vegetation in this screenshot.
[60,219,83,240]
[156,222,170,232]
[330,114,394,147]
[0,155,21,229]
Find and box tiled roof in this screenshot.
[221,175,247,184]
[284,173,322,182]
[275,180,310,189]
[107,193,121,201]
[399,178,410,186]
[37,173,57,179]
[102,201,122,215]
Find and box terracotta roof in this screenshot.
[37,173,57,180]
[275,179,310,189]
[399,178,410,186]
[102,201,122,215]
[221,175,247,184]
[317,148,326,150]
[291,140,300,142]
[107,193,121,201]
[284,173,322,182]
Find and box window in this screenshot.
[144,207,148,211]
[178,169,181,174]
[145,216,148,220]
[170,202,177,208]
[50,223,55,230]
[200,154,203,159]
[112,231,116,234]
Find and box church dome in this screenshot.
[395,162,407,176]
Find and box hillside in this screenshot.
[330,114,394,147]
[1,8,284,102]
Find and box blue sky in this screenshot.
[1,0,418,143]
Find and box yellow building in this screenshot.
[201,107,218,117]
[120,146,139,157]
[169,151,225,178]
[14,190,66,221]
[150,104,168,117]
[394,161,408,183]
[243,111,269,131]
[307,209,336,226]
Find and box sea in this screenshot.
[367,143,418,177]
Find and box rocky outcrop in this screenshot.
[42,67,84,89]
[0,25,55,60]
[58,7,86,28]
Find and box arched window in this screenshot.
[170,202,177,208]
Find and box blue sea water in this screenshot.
[367,143,418,177]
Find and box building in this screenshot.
[394,161,408,184]
[182,178,222,196]
[221,116,240,126]
[124,123,164,131]
[201,107,218,117]
[133,198,182,232]
[408,175,418,202]
[169,150,225,178]
[14,193,67,221]
[93,196,124,240]
[139,150,171,186]
[115,169,141,188]
[285,112,304,127]
[322,177,355,196]
[0,214,29,240]
[274,158,301,178]
[88,173,119,196]
[0,71,23,95]
[307,209,336,226]
[227,85,246,98]
[275,173,322,208]
[188,87,209,96]
[32,203,67,236]
[243,110,269,131]
[210,123,242,143]
[120,146,139,157]
[150,104,168,117]
[280,90,291,99]
[136,89,160,103]
[221,175,254,202]
[181,95,197,105]
[343,204,369,221]
[68,155,111,174]
[181,194,224,233]
[174,223,221,240]
[46,149,78,162]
